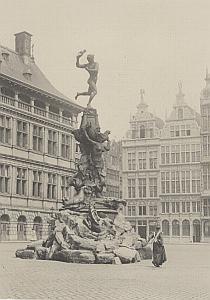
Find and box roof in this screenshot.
[0,45,84,111]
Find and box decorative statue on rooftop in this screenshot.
[75,50,99,108]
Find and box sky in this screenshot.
[0,0,210,139]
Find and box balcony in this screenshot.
[0,94,75,127]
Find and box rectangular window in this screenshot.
[171,171,175,193]
[172,202,175,213]
[186,125,191,136]
[0,115,11,144]
[175,125,180,137]
[186,145,190,162]
[182,202,186,213]
[128,179,136,198]
[192,201,197,212]
[161,172,170,194]
[181,145,185,163]
[149,177,157,197]
[192,169,200,193]
[128,205,136,216]
[33,125,43,152]
[181,125,185,136]
[170,126,175,137]
[48,130,57,156]
[47,173,57,199]
[176,202,180,213]
[203,165,210,190]
[161,146,165,164]
[0,164,10,193]
[161,202,165,213]
[139,205,146,216]
[138,152,146,169]
[16,168,27,195]
[175,145,180,163]
[186,201,190,212]
[17,120,28,148]
[181,171,186,193]
[61,175,71,199]
[161,202,169,213]
[171,145,175,164]
[61,134,71,159]
[128,152,136,170]
[32,170,42,198]
[149,151,157,169]
[138,178,146,198]
[186,171,190,193]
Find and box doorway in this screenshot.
[193,220,201,242]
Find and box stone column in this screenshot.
[45,103,50,118]
[190,220,193,243]
[180,219,182,241]
[28,169,33,199]
[30,97,35,114]
[57,131,61,157]
[59,108,63,123]
[28,123,33,151]
[14,90,19,108]
[169,219,172,242]
[11,166,17,196]
[11,117,16,147]
[200,220,204,242]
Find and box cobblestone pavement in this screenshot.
[0,243,210,300]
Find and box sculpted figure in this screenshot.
[75,50,99,107]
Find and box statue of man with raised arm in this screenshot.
[75,50,99,108]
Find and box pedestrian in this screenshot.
[147,225,167,267]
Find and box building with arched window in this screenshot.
[200,70,210,242]
[122,90,164,238]
[123,84,204,243]
[160,83,201,243]
[0,32,83,241]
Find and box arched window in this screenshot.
[172,220,180,236]
[17,215,27,241]
[162,220,169,236]
[140,125,145,138]
[182,220,190,236]
[0,214,10,241]
[33,216,43,240]
[204,220,210,237]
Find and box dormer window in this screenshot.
[23,67,32,80]
[140,125,146,138]
[2,51,9,61]
[178,108,183,120]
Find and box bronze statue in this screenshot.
[75,50,99,108]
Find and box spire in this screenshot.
[201,67,210,99]
[176,81,185,105]
[205,66,210,86]
[137,88,148,112]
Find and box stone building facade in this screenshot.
[104,140,121,199]
[122,91,164,238]
[160,84,201,243]
[200,71,210,242]
[0,32,83,241]
[122,85,205,242]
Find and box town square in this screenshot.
[1,242,210,299]
[1,0,210,299]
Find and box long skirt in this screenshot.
[152,242,167,267]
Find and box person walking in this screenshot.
[147,225,167,267]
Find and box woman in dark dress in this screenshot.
[147,225,167,267]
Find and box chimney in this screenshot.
[14,31,32,62]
